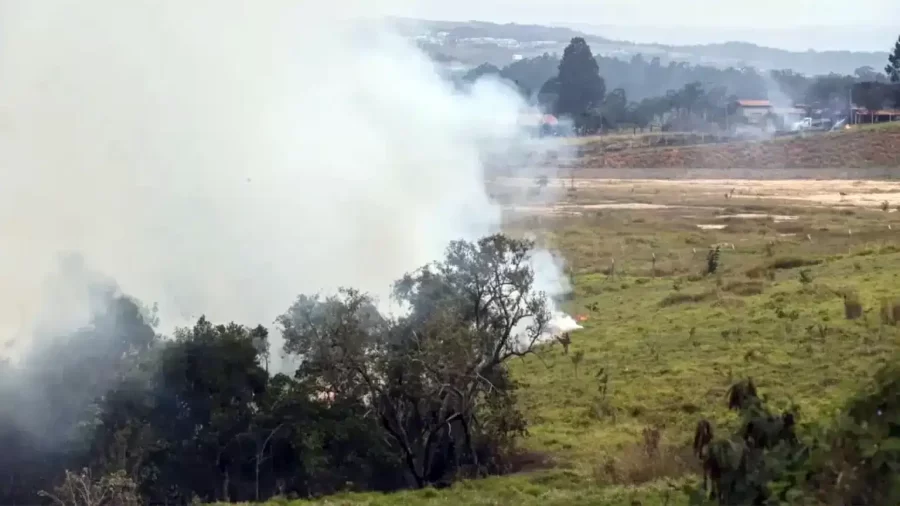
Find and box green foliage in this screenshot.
[769,256,822,270]
[809,361,900,505]
[555,38,606,120]
[39,468,139,506]
[880,298,900,325]
[0,235,552,504]
[841,289,864,320]
[887,35,900,83]
[691,361,900,505]
[9,189,900,506]
[706,246,721,275]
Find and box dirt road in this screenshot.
[496,176,900,212]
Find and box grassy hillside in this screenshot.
[573,122,900,169]
[229,181,900,506]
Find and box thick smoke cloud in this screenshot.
[0,1,576,365]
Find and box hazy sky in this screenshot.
[399,0,899,51]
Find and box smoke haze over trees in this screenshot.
[0,236,560,504]
[462,35,900,132]
[0,2,580,504]
[2,2,899,503]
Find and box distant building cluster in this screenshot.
[733,98,900,133]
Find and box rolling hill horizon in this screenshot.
[391,18,892,76]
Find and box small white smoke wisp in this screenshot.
[528,247,583,340]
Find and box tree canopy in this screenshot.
[0,234,554,504]
[887,35,900,83]
[554,38,606,119]
[461,48,900,133]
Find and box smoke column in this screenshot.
[0,1,577,362]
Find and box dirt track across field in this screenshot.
[570,167,900,180]
[496,176,900,215]
[571,178,900,208]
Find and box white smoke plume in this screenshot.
[0,1,577,364]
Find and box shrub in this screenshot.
[841,289,863,320]
[810,362,900,505]
[660,290,716,307]
[691,360,900,505]
[769,257,822,270]
[706,246,721,275]
[39,469,139,506]
[723,280,765,296]
[692,381,801,505]
[726,378,759,411]
[593,428,695,486]
[799,268,814,285]
[745,265,766,279]
[880,298,900,325]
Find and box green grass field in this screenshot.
[237,179,900,506]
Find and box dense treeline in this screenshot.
[462,37,900,133]
[0,235,550,504]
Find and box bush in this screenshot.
[593,427,696,486]
[660,290,716,307]
[745,265,772,279]
[799,268,814,285]
[723,280,765,296]
[880,298,900,325]
[808,362,900,505]
[691,379,801,505]
[690,361,900,506]
[769,257,822,270]
[706,246,721,275]
[841,289,863,320]
[39,469,139,506]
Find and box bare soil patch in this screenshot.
[568,123,900,170]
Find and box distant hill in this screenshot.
[393,18,889,77]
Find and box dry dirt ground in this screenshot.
[574,179,900,207]
[566,122,900,170]
[495,177,900,215]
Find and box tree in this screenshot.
[151,318,269,502]
[279,234,548,488]
[537,76,560,111]
[601,88,628,127]
[39,468,139,506]
[886,35,900,83]
[462,63,501,83]
[0,235,558,504]
[555,38,606,119]
[854,81,889,113]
